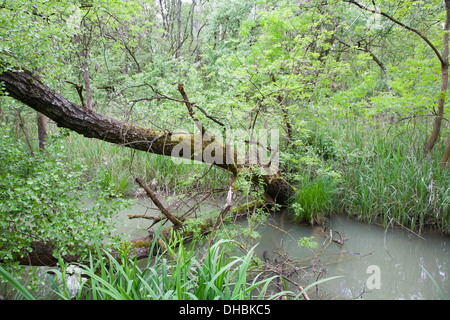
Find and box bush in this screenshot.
[0,128,129,270]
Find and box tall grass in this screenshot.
[290,171,338,224]
[66,132,230,196]
[334,119,450,233]
[286,117,449,233]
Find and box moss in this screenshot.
[230,198,266,215]
[131,239,152,248]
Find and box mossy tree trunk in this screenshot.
[0,66,295,266]
[0,67,294,201]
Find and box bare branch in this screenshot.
[177,82,207,135]
[135,177,184,226]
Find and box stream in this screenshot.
[1,197,448,300]
[251,213,449,300]
[117,198,449,300]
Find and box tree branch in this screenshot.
[343,0,447,67]
[177,82,207,135]
[135,177,183,226]
[65,80,86,108]
[333,35,393,93]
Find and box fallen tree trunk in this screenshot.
[0,67,295,203]
[0,66,296,267]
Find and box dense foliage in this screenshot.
[0,127,129,267]
[1,0,450,286]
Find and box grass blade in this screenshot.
[0,266,35,300]
[420,265,445,300]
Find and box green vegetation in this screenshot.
[1,0,450,300]
[46,239,280,300]
[68,132,231,196]
[0,127,129,268]
[290,173,338,225]
[337,120,450,231]
[1,237,341,300]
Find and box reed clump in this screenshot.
[286,118,449,234]
[334,119,450,234]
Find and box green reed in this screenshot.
[45,236,283,300]
[335,119,450,233]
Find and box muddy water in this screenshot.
[2,198,448,300]
[251,213,449,300]
[117,199,449,300]
[86,198,450,300]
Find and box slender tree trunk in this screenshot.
[188,0,196,54]
[16,110,35,157]
[175,0,182,58]
[441,138,450,168]
[270,74,293,141]
[425,3,450,155]
[424,59,449,154]
[81,53,93,110]
[37,112,48,151]
[193,0,203,62]
[75,21,93,110]
[439,3,450,167]
[0,99,4,123]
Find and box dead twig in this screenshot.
[135,177,184,227]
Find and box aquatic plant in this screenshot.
[337,119,450,233]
